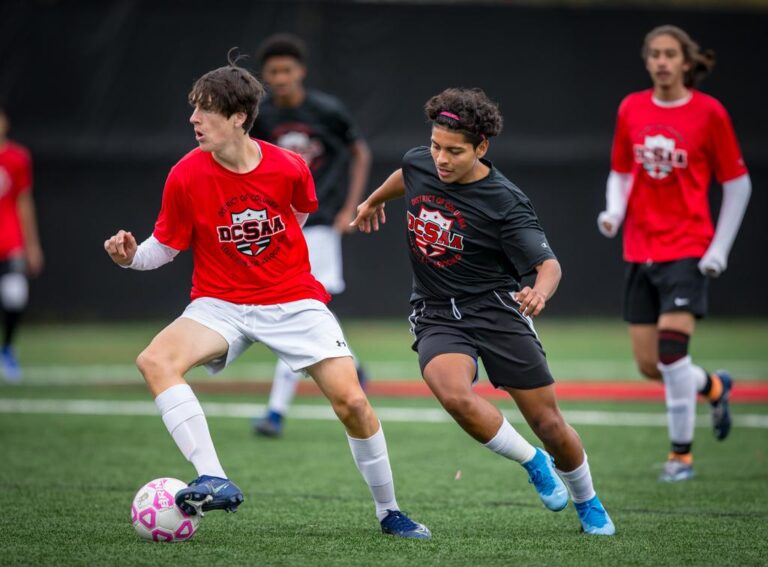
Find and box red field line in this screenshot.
[193,380,768,402]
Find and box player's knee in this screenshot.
[0,273,28,311]
[332,391,370,422]
[136,348,171,381]
[439,392,474,419]
[529,411,566,444]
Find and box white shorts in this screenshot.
[180,297,352,375]
[305,225,345,295]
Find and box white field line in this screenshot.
[1,398,767,429]
[16,359,768,382]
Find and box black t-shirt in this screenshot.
[402,146,556,301]
[252,89,360,227]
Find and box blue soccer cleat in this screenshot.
[574,495,615,535]
[252,410,284,438]
[711,370,732,441]
[1,346,21,384]
[659,456,694,482]
[522,448,569,512]
[175,475,244,516]
[380,510,432,540]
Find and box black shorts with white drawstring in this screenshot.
[408,290,554,390]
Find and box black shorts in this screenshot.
[623,258,708,324]
[409,290,555,390]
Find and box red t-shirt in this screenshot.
[0,141,33,260]
[153,140,330,305]
[610,89,747,263]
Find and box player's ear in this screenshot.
[232,112,247,131]
[476,138,489,158]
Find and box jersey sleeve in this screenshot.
[708,102,748,183]
[500,200,556,278]
[610,97,634,173]
[153,166,193,251]
[290,156,318,213]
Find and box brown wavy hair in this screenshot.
[642,25,716,88]
[188,49,264,133]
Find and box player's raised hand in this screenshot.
[514,286,547,317]
[351,200,386,233]
[104,230,137,266]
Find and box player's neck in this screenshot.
[273,87,306,108]
[653,83,690,103]
[212,136,262,173]
[457,161,490,185]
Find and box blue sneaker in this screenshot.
[252,410,284,437]
[380,510,431,540]
[522,448,569,511]
[711,371,732,441]
[1,346,21,384]
[574,495,615,535]
[175,475,244,516]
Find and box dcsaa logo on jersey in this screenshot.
[217,208,286,257]
[407,207,464,258]
[633,131,688,180]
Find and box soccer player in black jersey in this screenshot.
[352,88,615,535]
[250,34,372,437]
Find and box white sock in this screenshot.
[267,358,301,415]
[154,383,226,479]
[347,423,399,521]
[483,418,536,464]
[691,364,708,392]
[556,453,596,504]
[659,356,697,447]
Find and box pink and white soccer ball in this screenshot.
[131,477,199,542]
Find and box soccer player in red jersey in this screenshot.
[598,25,751,482]
[103,57,430,539]
[353,88,615,535]
[0,105,44,382]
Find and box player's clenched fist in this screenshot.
[104,230,137,266]
[514,286,547,317]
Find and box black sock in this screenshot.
[671,442,692,455]
[3,309,22,347]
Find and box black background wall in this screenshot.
[2,0,766,320]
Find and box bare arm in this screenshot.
[16,191,44,276]
[350,169,405,233]
[514,258,562,317]
[334,139,372,233]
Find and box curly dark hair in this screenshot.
[188,49,264,133]
[256,33,307,67]
[424,88,503,147]
[642,25,716,88]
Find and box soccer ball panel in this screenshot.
[131,477,199,542]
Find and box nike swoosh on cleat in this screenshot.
[212,483,230,495]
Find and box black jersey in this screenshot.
[402,146,556,301]
[252,89,361,227]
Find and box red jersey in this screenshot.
[153,140,330,305]
[611,89,747,263]
[0,141,33,260]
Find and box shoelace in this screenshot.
[528,469,554,495]
[383,511,417,530]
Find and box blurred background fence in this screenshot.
[2,0,766,320]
